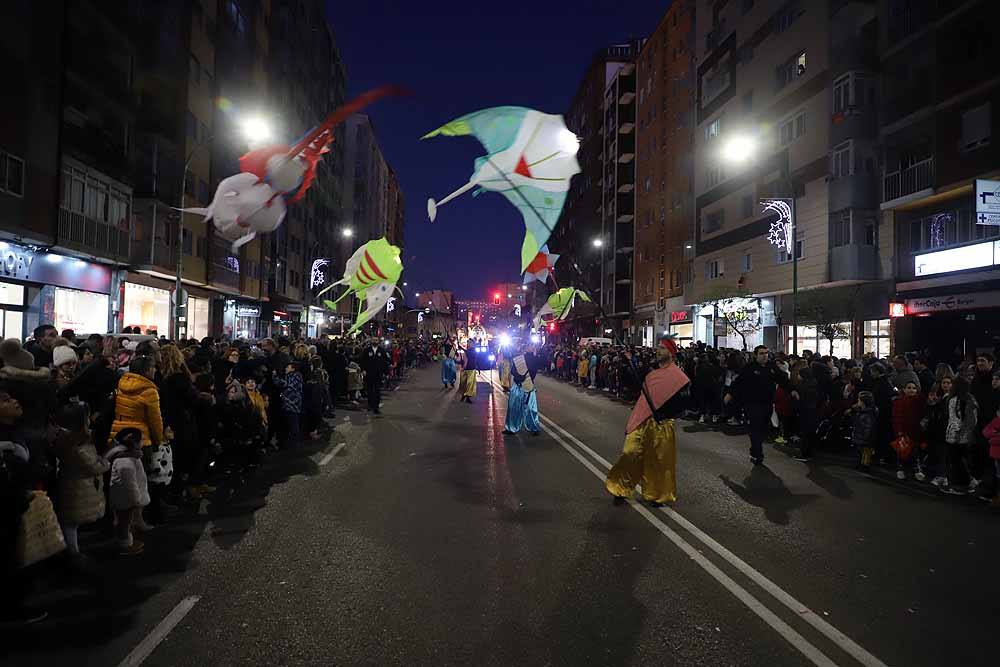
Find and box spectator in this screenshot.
[852,390,878,469]
[942,376,979,495]
[106,428,149,556]
[25,325,58,368]
[889,355,920,393]
[52,402,108,559]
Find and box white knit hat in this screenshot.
[52,345,79,368]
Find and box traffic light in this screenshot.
[547,322,556,332]
[493,292,501,305]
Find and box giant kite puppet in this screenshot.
[316,237,403,335]
[532,287,591,329]
[181,86,402,251]
[422,106,581,272]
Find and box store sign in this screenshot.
[913,240,999,277]
[976,179,1000,225]
[236,305,260,318]
[0,242,111,293]
[713,316,728,337]
[888,302,906,318]
[670,310,690,323]
[905,291,1000,314]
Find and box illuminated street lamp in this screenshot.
[342,227,354,238]
[721,133,798,353]
[592,237,603,248]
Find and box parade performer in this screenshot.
[497,348,513,392]
[440,337,457,389]
[503,348,540,435]
[458,342,477,403]
[605,335,690,506]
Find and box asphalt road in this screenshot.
[7,367,998,666]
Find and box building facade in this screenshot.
[879,0,1000,361]
[689,0,891,355]
[634,0,696,347]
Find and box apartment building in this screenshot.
[634,0,696,347]
[549,44,638,339]
[879,0,1000,360]
[690,0,891,355]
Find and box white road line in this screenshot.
[540,421,839,667]
[537,410,888,667]
[320,442,346,466]
[117,595,200,667]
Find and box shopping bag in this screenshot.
[146,443,174,485]
[770,408,780,428]
[15,491,66,568]
[890,435,913,462]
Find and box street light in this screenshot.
[342,227,354,238]
[720,133,798,353]
[592,237,603,248]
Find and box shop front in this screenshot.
[690,296,776,350]
[892,287,1000,361]
[0,241,114,338]
[667,308,693,345]
[222,299,262,340]
[305,305,328,339]
[122,273,214,339]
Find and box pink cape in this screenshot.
[625,364,690,434]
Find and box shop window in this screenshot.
[54,287,108,335]
[863,318,890,357]
[123,283,171,335]
[0,282,25,307]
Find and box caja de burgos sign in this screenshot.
[905,292,1000,314]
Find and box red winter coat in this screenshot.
[774,386,793,417]
[891,395,925,442]
[981,415,1000,460]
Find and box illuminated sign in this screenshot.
[913,240,998,277]
[905,291,1000,314]
[761,198,794,254]
[888,302,906,318]
[670,310,690,323]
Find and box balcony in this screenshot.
[58,207,130,262]
[883,157,934,203]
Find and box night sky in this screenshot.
[326,1,669,300]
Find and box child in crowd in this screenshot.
[891,380,926,480]
[925,377,953,488]
[981,410,1000,507]
[852,391,878,469]
[106,428,149,556]
[53,403,108,558]
[278,361,304,449]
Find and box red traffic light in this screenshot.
[493,292,501,305]
[547,322,556,332]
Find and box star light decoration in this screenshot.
[386,296,396,313]
[309,258,329,289]
[761,199,794,255]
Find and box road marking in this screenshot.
[537,410,888,667]
[117,595,200,667]
[490,380,886,667]
[320,442,346,466]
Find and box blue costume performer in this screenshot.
[440,338,456,389]
[503,350,540,435]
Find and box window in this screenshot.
[778,111,806,146]
[741,194,754,219]
[776,51,806,89]
[831,141,852,179]
[1,151,24,197]
[704,117,722,141]
[831,210,851,247]
[182,228,193,255]
[705,259,725,280]
[706,163,724,187]
[741,250,753,273]
[834,72,874,114]
[961,103,991,151]
[774,1,803,33]
[777,237,804,263]
[863,319,891,357]
[833,74,850,114]
[703,209,724,234]
[703,67,731,105]
[196,237,207,258]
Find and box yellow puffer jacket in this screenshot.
[109,372,165,448]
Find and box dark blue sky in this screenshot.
[326,1,669,299]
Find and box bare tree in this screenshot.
[702,285,763,351]
[794,287,861,355]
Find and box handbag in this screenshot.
[15,491,66,568]
[890,435,913,462]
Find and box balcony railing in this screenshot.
[58,208,129,260]
[883,157,934,202]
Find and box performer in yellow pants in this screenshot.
[606,335,690,506]
[457,341,478,403]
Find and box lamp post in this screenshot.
[721,135,798,354]
[174,115,272,340]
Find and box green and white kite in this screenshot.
[533,287,591,328]
[422,106,581,272]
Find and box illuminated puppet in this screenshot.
[422,107,580,271]
[182,86,401,251]
[532,287,591,328]
[522,245,560,285]
[318,237,403,335]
